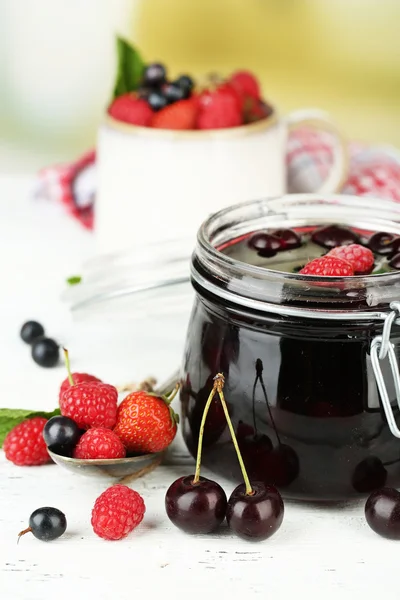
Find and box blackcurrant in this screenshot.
[18,507,67,542]
[147,91,168,112]
[20,321,45,345]
[174,75,194,97]
[143,63,166,87]
[163,83,185,104]
[43,416,82,456]
[31,337,59,367]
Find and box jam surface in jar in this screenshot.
[181,223,400,501]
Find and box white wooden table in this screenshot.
[1,175,399,600]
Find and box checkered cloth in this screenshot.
[36,129,400,230]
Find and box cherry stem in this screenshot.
[192,375,221,485]
[63,348,74,386]
[257,362,281,446]
[216,376,253,496]
[17,527,31,544]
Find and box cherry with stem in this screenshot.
[165,374,227,534]
[216,373,284,541]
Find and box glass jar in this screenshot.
[181,194,400,501]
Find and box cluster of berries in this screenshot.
[3,349,179,466]
[108,62,272,131]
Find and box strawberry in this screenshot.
[299,256,354,277]
[108,93,153,126]
[113,385,180,453]
[151,98,198,130]
[197,86,242,130]
[229,70,261,101]
[328,244,374,275]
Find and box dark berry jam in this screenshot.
[181,223,400,501]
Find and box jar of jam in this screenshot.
[181,194,400,501]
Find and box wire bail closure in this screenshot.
[371,301,400,438]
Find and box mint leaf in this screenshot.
[0,408,60,447]
[66,275,82,286]
[113,36,145,99]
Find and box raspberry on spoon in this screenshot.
[59,349,118,430]
[59,349,101,401]
[165,374,227,534]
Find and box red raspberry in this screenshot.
[3,417,50,466]
[328,244,374,275]
[151,98,198,130]
[73,427,126,459]
[91,484,145,540]
[299,256,354,276]
[197,87,242,130]
[59,373,101,402]
[108,94,153,126]
[229,70,261,101]
[60,382,118,430]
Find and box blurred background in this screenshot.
[0,0,399,174]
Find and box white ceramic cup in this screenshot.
[95,108,347,253]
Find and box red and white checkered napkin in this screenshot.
[36,129,400,230]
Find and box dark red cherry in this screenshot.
[352,457,388,493]
[227,481,284,541]
[238,434,274,481]
[248,232,283,257]
[311,225,360,249]
[389,237,400,257]
[365,487,400,539]
[367,231,395,255]
[165,475,227,534]
[272,228,302,250]
[389,252,400,270]
[263,444,299,488]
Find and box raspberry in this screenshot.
[60,382,118,430]
[151,98,198,130]
[59,373,101,402]
[197,87,242,130]
[229,70,261,101]
[328,244,374,275]
[3,417,50,466]
[108,94,153,126]
[73,427,126,459]
[299,256,354,276]
[91,485,145,540]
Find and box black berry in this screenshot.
[311,224,360,249]
[227,482,284,541]
[18,507,67,542]
[143,63,166,87]
[365,488,400,539]
[147,91,168,112]
[174,75,194,97]
[20,321,44,345]
[165,475,227,534]
[163,83,185,104]
[43,416,82,457]
[248,232,283,257]
[31,338,59,368]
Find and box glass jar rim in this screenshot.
[192,194,400,316]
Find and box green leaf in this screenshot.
[0,408,61,448]
[112,36,145,99]
[66,275,82,286]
